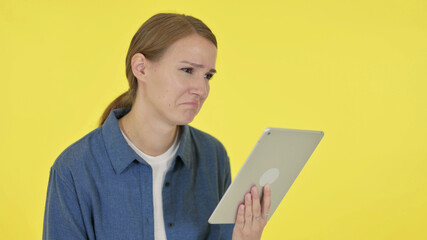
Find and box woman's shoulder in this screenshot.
[51,127,104,174]
[185,125,229,159]
[187,126,224,148]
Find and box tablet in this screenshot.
[208,128,324,224]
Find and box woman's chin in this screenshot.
[176,112,198,125]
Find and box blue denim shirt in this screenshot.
[43,108,234,240]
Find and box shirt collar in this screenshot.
[175,125,195,169]
[101,108,195,174]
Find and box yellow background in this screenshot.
[1,0,426,239]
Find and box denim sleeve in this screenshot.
[221,153,234,239]
[223,153,232,197]
[207,157,234,240]
[209,151,234,240]
[43,168,88,240]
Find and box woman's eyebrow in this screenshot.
[179,60,217,73]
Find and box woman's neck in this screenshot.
[118,104,178,157]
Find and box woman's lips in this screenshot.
[181,102,199,108]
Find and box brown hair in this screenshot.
[99,13,217,126]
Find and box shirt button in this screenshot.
[165,182,171,187]
[168,222,174,227]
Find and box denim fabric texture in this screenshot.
[43,108,234,240]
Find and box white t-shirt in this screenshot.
[121,129,180,240]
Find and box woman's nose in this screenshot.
[191,75,209,98]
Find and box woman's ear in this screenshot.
[131,53,148,81]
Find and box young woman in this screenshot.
[43,13,271,240]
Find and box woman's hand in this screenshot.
[232,184,271,240]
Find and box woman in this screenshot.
[43,13,271,240]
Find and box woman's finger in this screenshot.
[261,184,272,221]
[251,186,262,222]
[243,192,253,230]
[235,204,245,230]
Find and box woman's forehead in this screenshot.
[161,34,217,64]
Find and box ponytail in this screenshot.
[99,88,135,126]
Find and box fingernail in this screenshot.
[253,186,258,196]
[246,193,251,201]
[265,184,270,191]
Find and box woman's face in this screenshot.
[141,34,217,126]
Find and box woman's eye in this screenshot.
[181,68,193,74]
[204,73,214,80]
